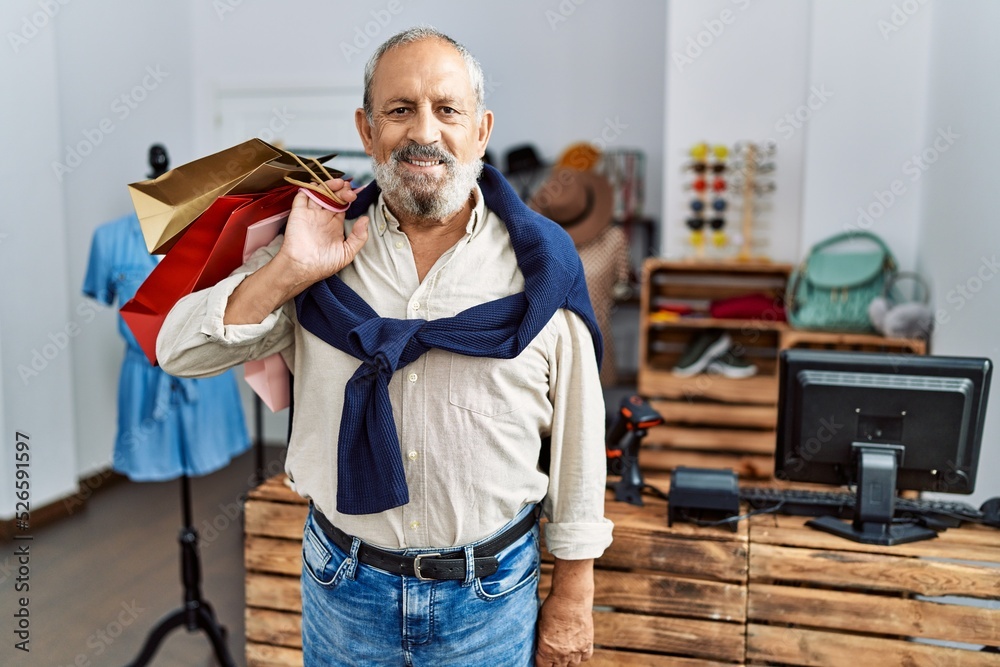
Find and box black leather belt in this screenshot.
[311,505,540,581]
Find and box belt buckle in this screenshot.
[413,553,441,580]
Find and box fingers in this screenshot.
[293,186,343,213]
[534,650,587,667]
[352,215,370,238]
[322,177,359,203]
[320,177,348,191]
[291,188,312,212]
[344,215,370,259]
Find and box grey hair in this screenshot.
[363,27,486,125]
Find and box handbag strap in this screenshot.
[809,230,894,261]
[786,262,805,312]
[882,271,931,305]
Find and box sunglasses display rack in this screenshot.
[683,142,730,260]
[732,140,776,261]
[681,140,776,262]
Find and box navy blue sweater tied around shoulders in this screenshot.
[294,163,602,515]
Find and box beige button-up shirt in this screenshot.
[157,186,613,560]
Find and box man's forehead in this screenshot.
[371,39,474,100]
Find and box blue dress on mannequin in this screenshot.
[83,212,250,482]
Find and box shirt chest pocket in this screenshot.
[111,265,152,302]
[448,355,524,417]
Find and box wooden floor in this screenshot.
[0,445,286,667]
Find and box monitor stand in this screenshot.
[807,443,938,546]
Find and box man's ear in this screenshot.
[477,109,494,158]
[355,108,374,156]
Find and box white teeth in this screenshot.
[410,160,440,167]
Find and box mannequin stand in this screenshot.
[254,395,266,485]
[124,474,236,667]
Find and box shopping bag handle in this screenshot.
[283,153,348,206]
[297,187,351,213]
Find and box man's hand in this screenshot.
[277,178,370,286]
[223,178,369,326]
[535,558,595,666]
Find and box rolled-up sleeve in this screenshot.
[156,235,296,378]
[542,309,614,560]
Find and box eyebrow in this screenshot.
[432,96,465,107]
[382,96,467,109]
[383,97,416,107]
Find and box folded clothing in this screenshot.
[709,293,786,321]
[651,298,695,315]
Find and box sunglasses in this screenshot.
[687,177,728,193]
[688,162,728,174]
[688,217,726,231]
[690,198,727,213]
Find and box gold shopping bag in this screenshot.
[128,139,343,253]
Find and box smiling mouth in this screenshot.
[406,159,444,167]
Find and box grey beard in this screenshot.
[372,153,483,220]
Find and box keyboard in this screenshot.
[739,486,985,528]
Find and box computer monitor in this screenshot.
[775,349,992,545]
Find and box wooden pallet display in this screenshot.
[779,328,927,356]
[745,513,1000,666]
[541,490,750,666]
[638,259,792,478]
[637,259,931,480]
[244,475,308,667]
[244,475,749,666]
[245,475,999,665]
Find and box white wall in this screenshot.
[663,0,814,263]
[56,0,196,480]
[917,0,1000,507]
[663,0,935,269]
[0,1,195,517]
[0,0,78,514]
[0,315,7,514]
[799,0,932,266]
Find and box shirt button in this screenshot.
[411,301,420,310]
[408,372,418,383]
[378,224,386,233]
[394,240,403,249]
[410,520,420,530]
[407,450,418,461]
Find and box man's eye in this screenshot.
[440,107,457,114]
[389,107,409,115]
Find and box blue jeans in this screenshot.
[301,504,541,666]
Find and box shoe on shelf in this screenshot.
[672,330,732,377]
[706,349,758,379]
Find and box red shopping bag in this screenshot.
[121,185,300,365]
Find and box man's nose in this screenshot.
[406,107,441,146]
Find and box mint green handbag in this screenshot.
[787,231,898,332]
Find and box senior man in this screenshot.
[158,27,611,667]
